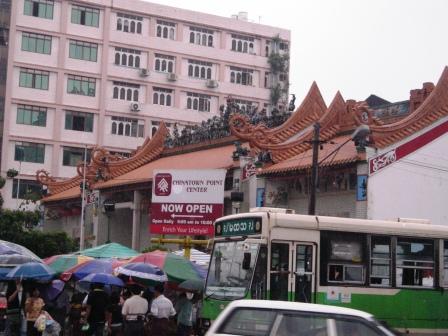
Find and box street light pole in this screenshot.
[308,123,320,215]
[79,145,87,250]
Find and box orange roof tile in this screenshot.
[260,136,360,175]
[96,144,238,190]
[42,186,80,203]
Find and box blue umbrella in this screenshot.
[61,259,116,281]
[79,273,124,287]
[6,262,55,281]
[39,280,65,301]
[115,262,168,285]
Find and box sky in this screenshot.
[144,0,448,104]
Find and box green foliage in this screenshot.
[0,209,77,258]
[270,84,283,106]
[0,176,5,189]
[142,244,169,253]
[6,169,18,178]
[268,52,289,74]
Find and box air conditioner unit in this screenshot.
[139,68,150,77]
[206,79,218,88]
[130,102,140,112]
[167,73,178,81]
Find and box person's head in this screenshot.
[30,288,40,298]
[154,283,164,297]
[130,285,141,296]
[186,292,194,300]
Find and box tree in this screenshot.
[0,209,77,258]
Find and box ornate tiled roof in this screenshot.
[37,123,168,196]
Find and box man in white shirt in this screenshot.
[150,283,175,335]
[122,285,148,335]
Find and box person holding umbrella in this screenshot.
[85,283,110,335]
[175,292,194,336]
[121,285,147,335]
[25,287,45,336]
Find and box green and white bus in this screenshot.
[201,207,448,335]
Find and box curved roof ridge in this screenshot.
[369,67,448,148]
[37,123,168,195]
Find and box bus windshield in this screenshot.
[205,240,260,300]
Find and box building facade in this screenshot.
[2,0,290,209]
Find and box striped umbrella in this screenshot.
[61,258,119,281]
[44,254,93,276]
[115,262,167,286]
[6,262,55,282]
[130,250,207,283]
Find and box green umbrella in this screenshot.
[76,243,139,259]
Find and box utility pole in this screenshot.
[308,123,320,215]
[80,145,87,250]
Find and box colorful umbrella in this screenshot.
[115,262,167,286]
[61,259,117,281]
[44,254,93,276]
[76,243,139,259]
[6,262,55,281]
[79,273,124,287]
[130,250,207,283]
[39,279,65,301]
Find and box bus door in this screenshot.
[270,242,315,303]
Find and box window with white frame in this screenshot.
[111,116,144,138]
[21,32,52,54]
[12,179,42,199]
[233,99,257,113]
[230,66,253,86]
[188,59,212,80]
[154,54,174,73]
[150,121,160,137]
[116,12,142,34]
[114,47,141,68]
[17,104,47,127]
[231,34,255,54]
[153,87,173,107]
[112,81,140,102]
[67,75,96,96]
[186,92,211,112]
[156,20,175,40]
[189,26,213,47]
[24,0,54,19]
[71,5,99,27]
[69,40,98,62]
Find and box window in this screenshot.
[114,47,141,68]
[116,13,142,34]
[112,81,140,102]
[233,99,257,113]
[17,105,47,127]
[230,66,253,86]
[71,5,99,27]
[153,87,173,106]
[14,142,45,163]
[189,26,214,47]
[186,92,211,112]
[321,231,366,285]
[188,59,212,79]
[24,0,53,19]
[67,75,96,96]
[370,236,391,286]
[111,116,144,138]
[12,179,42,199]
[69,40,98,62]
[21,32,51,54]
[156,20,175,40]
[63,146,91,166]
[65,111,93,132]
[396,238,434,288]
[218,308,276,336]
[19,68,49,90]
[154,54,174,73]
[231,33,255,54]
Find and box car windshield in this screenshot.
[205,240,259,300]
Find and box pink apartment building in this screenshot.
[1,0,290,209]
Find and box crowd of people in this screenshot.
[1,280,198,336]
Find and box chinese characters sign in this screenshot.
[150,169,226,236]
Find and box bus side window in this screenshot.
[251,246,267,299]
[370,236,391,287]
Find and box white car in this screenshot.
[205,300,397,336]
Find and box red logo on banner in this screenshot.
[154,173,172,196]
